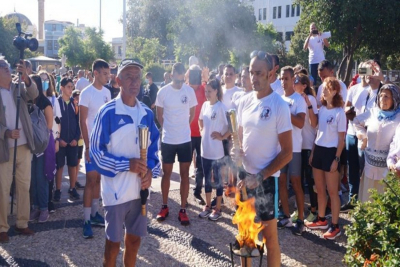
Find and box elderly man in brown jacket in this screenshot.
[0,57,38,243]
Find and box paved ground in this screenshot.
[1,159,350,267]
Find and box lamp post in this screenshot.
[122,0,126,59]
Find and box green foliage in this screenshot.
[126,37,166,66]
[344,173,400,266]
[143,62,168,82]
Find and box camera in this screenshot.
[358,67,372,76]
[13,23,38,53]
[312,30,319,35]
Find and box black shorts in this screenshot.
[246,176,278,221]
[161,142,192,164]
[222,139,230,157]
[78,145,83,159]
[340,147,347,166]
[311,145,338,172]
[56,145,78,169]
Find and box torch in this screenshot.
[138,125,149,216]
[227,109,248,200]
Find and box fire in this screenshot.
[232,190,264,256]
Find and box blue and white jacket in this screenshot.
[90,97,160,206]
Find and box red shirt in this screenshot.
[190,84,206,137]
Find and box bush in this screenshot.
[143,62,170,83]
[344,172,400,267]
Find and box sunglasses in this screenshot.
[294,77,301,84]
[250,50,272,66]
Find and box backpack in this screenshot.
[30,104,50,154]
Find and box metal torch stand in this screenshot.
[229,243,265,267]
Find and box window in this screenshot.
[273,7,276,19]
[259,9,262,20]
[291,5,295,17]
[277,32,283,42]
[45,24,52,31]
[53,40,59,50]
[263,8,267,20]
[118,46,122,56]
[52,24,56,31]
[278,6,281,18]
[47,40,53,50]
[286,5,290,17]
[296,5,301,16]
[285,31,294,41]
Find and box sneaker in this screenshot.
[53,189,61,202]
[340,202,355,213]
[178,209,190,226]
[305,216,329,230]
[277,216,293,229]
[208,209,222,221]
[38,210,49,223]
[199,206,212,218]
[75,181,85,189]
[83,220,93,239]
[68,188,80,201]
[194,193,206,205]
[224,185,236,197]
[305,212,317,223]
[29,209,40,222]
[156,206,169,222]
[90,212,105,226]
[323,224,341,240]
[293,219,305,236]
[290,210,298,223]
[48,201,56,213]
[211,197,224,209]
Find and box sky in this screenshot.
[0,0,124,42]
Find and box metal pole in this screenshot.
[122,0,126,59]
[99,0,102,32]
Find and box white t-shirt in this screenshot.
[238,92,292,176]
[0,88,27,148]
[317,80,347,108]
[345,83,369,135]
[47,95,62,139]
[302,95,318,150]
[222,85,241,110]
[155,83,197,144]
[270,79,284,96]
[232,90,251,109]
[308,35,325,64]
[79,85,111,138]
[75,77,90,91]
[315,106,346,148]
[281,92,307,153]
[199,101,228,160]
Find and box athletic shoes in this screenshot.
[277,216,293,229]
[53,190,61,202]
[340,202,355,213]
[208,209,222,221]
[90,212,105,226]
[83,220,93,239]
[211,197,224,209]
[75,181,85,189]
[29,209,40,222]
[48,201,56,213]
[290,210,298,223]
[305,212,317,223]
[178,209,190,226]
[323,224,341,240]
[68,188,80,201]
[38,210,49,223]
[293,219,305,236]
[199,206,212,218]
[194,193,206,205]
[305,216,329,230]
[156,206,169,222]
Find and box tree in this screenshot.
[126,37,166,66]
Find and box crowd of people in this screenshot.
[0,23,400,266]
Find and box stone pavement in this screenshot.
[1,159,350,267]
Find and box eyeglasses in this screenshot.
[250,50,272,67]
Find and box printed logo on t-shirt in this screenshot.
[326,115,334,124]
[211,111,217,120]
[288,99,294,108]
[181,95,188,104]
[103,96,108,103]
[260,106,271,120]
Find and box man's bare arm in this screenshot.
[189,106,196,124]
[156,106,164,128]
[79,106,90,147]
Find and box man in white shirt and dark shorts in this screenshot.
[155,62,197,225]
[236,52,292,267]
[79,59,111,238]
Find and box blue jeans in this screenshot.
[346,134,360,201]
[202,157,223,196]
[30,155,49,211]
[192,137,204,195]
[309,63,320,86]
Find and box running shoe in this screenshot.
[75,181,85,189]
[29,209,40,222]
[156,206,169,222]
[305,212,317,223]
[194,193,206,205]
[48,201,56,213]
[293,219,305,236]
[90,212,105,226]
[178,209,190,226]
[305,216,329,230]
[53,189,61,202]
[199,206,212,218]
[277,216,293,229]
[83,220,93,239]
[290,210,298,223]
[340,202,355,213]
[208,209,222,221]
[323,224,341,240]
[68,188,80,201]
[38,210,49,223]
[211,197,224,209]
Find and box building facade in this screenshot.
[111,37,123,61]
[44,20,74,58]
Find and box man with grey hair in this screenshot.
[160,72,171,87]
[75,69,90,91]
[0,57,38,243]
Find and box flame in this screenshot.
[232,190,264,249]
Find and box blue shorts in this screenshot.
[85,161,96,173]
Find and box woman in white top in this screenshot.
[387,124,400,177]
[293,74,318,222]
[306,77,346,240]
[198,79,229,221]
[353,83,400,203]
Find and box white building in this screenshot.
[245,0,301,50]
[44,20,74,58]
[111,38,123,61]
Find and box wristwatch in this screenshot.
[308,105,313,109]
[334,156,340,163]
